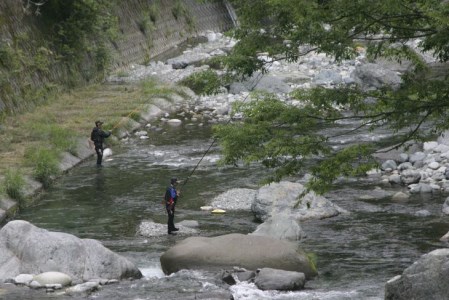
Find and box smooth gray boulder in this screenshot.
[252,181,347,222]
[0,220,142,282]
[160,233,317,279]
[385,248,449,300]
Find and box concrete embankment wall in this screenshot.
[0,0,234,222]
[0,0,234,114]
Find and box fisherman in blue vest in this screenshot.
[165,177,180,234]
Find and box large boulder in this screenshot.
[160,233,317,279]
[0,220,142,282]
[385,248,449,300]
[252,181,347,222]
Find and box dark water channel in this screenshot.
[8,118,449,300]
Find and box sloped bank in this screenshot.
[0,85,197,225]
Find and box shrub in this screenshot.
[2,169,25,201]
[25,147,60,188]
[179,69,222,95]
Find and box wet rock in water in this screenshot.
[254,268,306,291]
[137,220,198,237]
[66,281,100,295]
[391,192,410,201]
[221,270,236,285]
[440,231,449,242]
[414,209,431,217]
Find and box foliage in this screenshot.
[2,169,25,202]
[179,69,223,95]
[214,0,449,192]
[24,147,60,188]
[0,43,21,71]
[37,0,118,70]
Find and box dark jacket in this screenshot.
[91,127,111,146]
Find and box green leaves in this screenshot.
[179,69,223,95]
[214,0,449,193]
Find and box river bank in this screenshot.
[0,80,199,223]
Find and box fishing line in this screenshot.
[180,65,272,191]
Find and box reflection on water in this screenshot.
[12,121,449,299]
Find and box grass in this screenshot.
[0,77,181,195]
[1,168,25,202]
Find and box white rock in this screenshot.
[14,274,34,285]
[167,119,182,126]
[29,280,42,289]
[423,141,438,152]
[392,192,409,201]
[135,130,148,136]
[103,148,113,158]
[34,272,72,287]
[428,161,440,170]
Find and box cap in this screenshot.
[170,177,178,184]
[95,120,103,126]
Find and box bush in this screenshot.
[2,169,25,201]
[179,69,222,95]
[25,147,60,188]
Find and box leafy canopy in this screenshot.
[214,0,449,193]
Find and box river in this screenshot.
[3,115,447,300]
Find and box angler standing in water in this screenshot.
[165,177,180,235]
[91,121,111,166]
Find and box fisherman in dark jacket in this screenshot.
[91,121,111,166]
[165,177,180,234]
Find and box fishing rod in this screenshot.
[179,67,271,192]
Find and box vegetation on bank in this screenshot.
[0,0,121,117]
[0,78,181,206]
[0,0,199,205]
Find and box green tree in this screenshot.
[214,0,449,193]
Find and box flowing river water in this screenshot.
[6,115,449,300]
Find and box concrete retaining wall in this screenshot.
[0,0,234,114]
